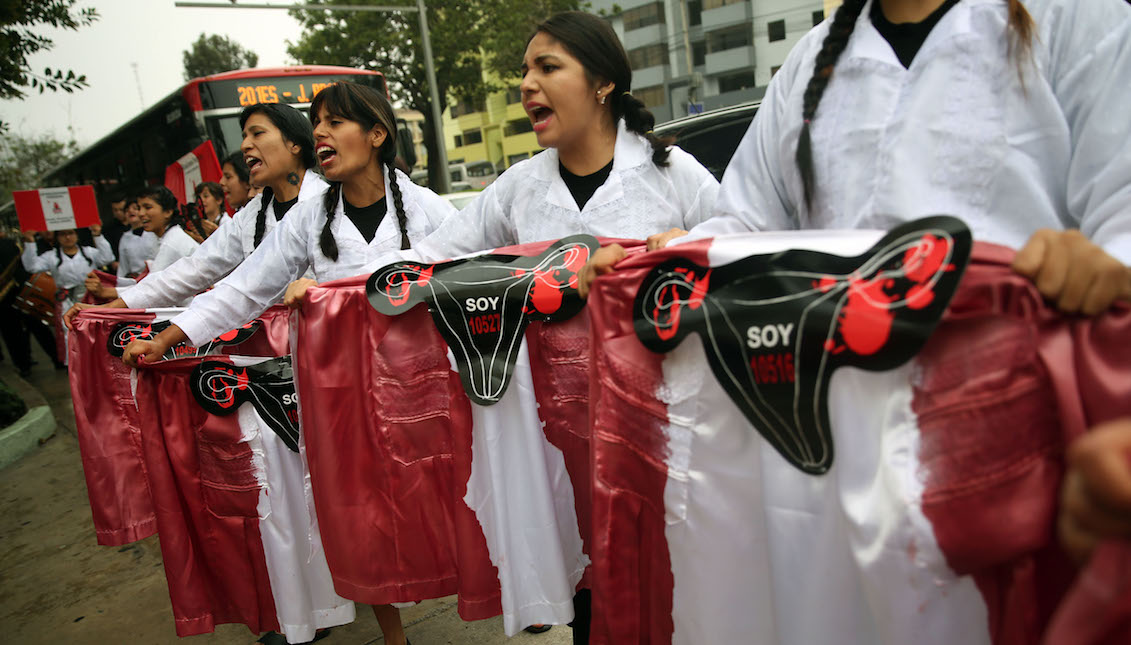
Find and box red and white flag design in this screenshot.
[67,306,292,546]
[63,230,1131,643]
[133,354,354,640]
[165,140,223,205]
[13,185,100,232]
[584,232,1131,645]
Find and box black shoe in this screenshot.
[525,624,552,634]
[256,628,332,645]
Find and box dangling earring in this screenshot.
[598,92,606,105]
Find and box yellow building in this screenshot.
[443,85,543,172]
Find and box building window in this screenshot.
[505,87,522,104]
[628,43,669,70]
[812,9,825,26]
[454,135,463,147]
[507,152,530,167]
[768,19,786,42]
[624,2,665,31]
[692,41,706,66]
[463,129,483,145]
[707,26,752,53]
[771,65,782,77]
[688,0,702,26]
[716,70,756,93]
[450,95,486,118]
[635,85,666,108]
[504,118,533,136]
[704,0,744,9]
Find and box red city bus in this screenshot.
[39,66,388,211]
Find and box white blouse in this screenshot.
[116,229,158,278]
[149,225,200,273]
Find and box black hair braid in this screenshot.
[56,241,92,267]
[252,186,275,248]
[319,181,342,261]
[386,161,410,250]
[796,0,866,209]
[167,209,187,232]
[618,92,674,166]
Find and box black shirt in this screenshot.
[870,0,960,68]
[560,159,614,211]
[343,196,388,244]
[273,196,299,221]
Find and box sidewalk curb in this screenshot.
[0,405,57,470]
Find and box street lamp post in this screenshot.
[174,0,451,193]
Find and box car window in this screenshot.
[466,162,495,177]
[670,115,756,181]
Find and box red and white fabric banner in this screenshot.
[67,306,292,546]
[13,185,100,232]
[165,140,223,205]
[64,230,1131,643]
[584,233,1131,645]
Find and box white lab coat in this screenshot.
[116,229,159,279]
[21,235,114,299]
[121,170,329,309]
[149,225,201,273]
[692,0,1131,263]
[173,167,456,346]
[410,119,719,262]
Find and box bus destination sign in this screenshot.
[199,75,384,110]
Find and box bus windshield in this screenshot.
[205,115,243,159]
[206,107,312,158]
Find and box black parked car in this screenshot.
[655,101,760,181]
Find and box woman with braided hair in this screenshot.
[328,11,716,644]
[116,80,452,645]
[382,10,718,267]
[21,225,114,364]
[65,102,327,323]
[586,0,1131,315]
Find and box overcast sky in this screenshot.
[2,0,305,148]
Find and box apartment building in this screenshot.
[592,0,830,122]
[444,86,543,171]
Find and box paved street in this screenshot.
[0,341,571,644]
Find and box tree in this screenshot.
[0,131,80,205]
[0,0,99,130]
[182,33,260,80]
[288,0,578,189]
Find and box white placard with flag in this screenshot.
[13,185,101,232]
